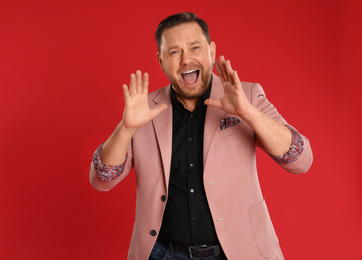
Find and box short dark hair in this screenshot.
[155,12,211,51]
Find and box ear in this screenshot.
[157,52,164,71]
[210,41,216,62]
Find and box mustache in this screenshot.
[177,66,202,74]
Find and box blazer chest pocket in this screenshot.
[218,121,249,139]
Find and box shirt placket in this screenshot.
[186,111,200,244]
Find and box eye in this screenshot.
[170,50,178,55]
[192,46,200,51]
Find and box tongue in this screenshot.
[182,71,198,84]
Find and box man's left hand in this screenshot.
[205,55,253,119]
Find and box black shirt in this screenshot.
[159,78,218,245]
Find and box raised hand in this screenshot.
[99,70,167,166]
[205,56,252,119]
[205,56,293,156]
[121,70,167,132]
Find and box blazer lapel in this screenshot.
[203,74,226,165]
[151,86,173,191]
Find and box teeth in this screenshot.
[182,70,198,75]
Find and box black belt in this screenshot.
[157,237,223,259]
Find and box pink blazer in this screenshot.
[90,74,313,259]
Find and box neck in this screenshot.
[175,93,198,112]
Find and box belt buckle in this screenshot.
[188,245,207,259]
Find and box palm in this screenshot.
[219,80,249,116]
[122,71,167,130]
[205,56,252,118]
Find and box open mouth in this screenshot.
[181,70,200,85]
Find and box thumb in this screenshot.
[205,98,222,109]
[150,104,168,118]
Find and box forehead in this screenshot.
[160,22,207,50]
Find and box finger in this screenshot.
[219,55,229,81]
[215,60,225,83]
[122,84,130,99]
[135,70,142,93]
[129,73,136,96]
[218,56,230,82]
[204,98,222,110]
[142,72,149,94]
[225,60,235,85]
[232,70,242,89]
[150,104,168,119]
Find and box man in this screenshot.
[90,12,313,260]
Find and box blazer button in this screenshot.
[150,230,157,236]
[161,195,167,201]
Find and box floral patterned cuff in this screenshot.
[92,143,128,181]
[270,126,304,164]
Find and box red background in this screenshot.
[1,0,361,259]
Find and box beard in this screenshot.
[169,64,213,100]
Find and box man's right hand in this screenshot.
[99,70,167,166]
[121,70,168,133]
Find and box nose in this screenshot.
[180,50,192,65]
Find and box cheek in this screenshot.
[200,52,214,66]
[162,61,178,73]
[201,58,214,72]
[170,67,181,78]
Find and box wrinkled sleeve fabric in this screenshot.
[250,82,313,174]
[89,141,133,191]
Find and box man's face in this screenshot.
[158,22,216,101]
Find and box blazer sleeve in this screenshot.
[250,82,313,174]
[89,141,134,191]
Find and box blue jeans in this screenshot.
[149,241,227,260]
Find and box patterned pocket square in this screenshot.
[220,117,241,130]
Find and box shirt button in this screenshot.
[161,195,167,201]
[150,230,157,236]
[190,189,195,193]
[190,163,194,167]
[188,137,192,142]
[192,217,196,221]
[190,114,193,118]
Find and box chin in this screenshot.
[170,71,211,99]
[180,84,208,99]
